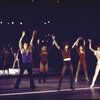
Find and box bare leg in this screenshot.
[75,61,81,82]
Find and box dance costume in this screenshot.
[75,45,89,82]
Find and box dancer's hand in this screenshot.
[51,34,55,40]
[88,39,92,42]
[33,30,37,36]
[79,37,83,40]
[22,31,25,37]
[83,40,85,45]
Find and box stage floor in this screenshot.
[0,76,100,100]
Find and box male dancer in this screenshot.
[88,39,100,88]
[52,35,81,90]
[14,31,36,89]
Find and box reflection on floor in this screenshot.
[0,76,100,100]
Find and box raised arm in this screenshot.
[72,37,82,48]
[52,35,60,49]
[88,39,96,53]
[83,39,86,51]
[30,31,36,46]
[19,31,25,51]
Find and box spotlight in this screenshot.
[48,21,50,23]
[44,22,47,25]
[7,22,10,25]
[32,0,35,2]
[57,0,60,3]
[0,21,3,24]
[48,34,50,36]
[20,22,23,25]
[42,40,44,43]
[12,22,14,24]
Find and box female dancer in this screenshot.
[12,50,20,69]
[38,36,54,83]
[39,46,48,83]
[52,35,81,90]
[88,39,100,88]
[75,39,89,82]
[14,31,36,89]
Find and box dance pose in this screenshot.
[88,39,100,88]
[75,39,89,82]
[52,35,81,90]
[12,50,20,69]
[38,36,54,83]
[39,46,48,83]
[3,49,9,74]
[14,31,36,89]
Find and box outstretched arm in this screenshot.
[19,31,25,51]
[83,39,86,52]
[30,31,36,46]
[88,39,96,53]
[72,37,82,49]
[52,35,60,49]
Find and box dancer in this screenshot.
[38,36,54,83]
[75,39,89,82]
[38,45,48,83]
[88,39,100,88]
[14,31,36,89]
[12,50,20,69]
[52,35,81,90]
[3,49,9,74]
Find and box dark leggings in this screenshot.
[58,61,73,89]
[14,63,35,88]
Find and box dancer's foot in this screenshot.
[85,77,89,82]
[75,78,77,83]
[90,84,94,88]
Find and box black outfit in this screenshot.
[58,49,74,91]
[14,51,36,89]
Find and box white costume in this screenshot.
[90,51,100,88]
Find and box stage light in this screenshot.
[0,21,3,24]
[48,21,50,23]
[32,0,35,2]
[44,22,47,25]
[57,0,60,3]
[42,40,44,43]
[12,22,14,24]
[20,22,23,25]
[48,34,50,36]
[7,22,10,25]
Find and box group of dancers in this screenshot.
[0,45,20,74]
[12,30,100,90]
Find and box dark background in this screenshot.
[0,0,100,77]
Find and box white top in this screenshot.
[64,58,71,61]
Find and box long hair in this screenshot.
[62,42,69,50]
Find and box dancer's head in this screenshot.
[23,43,28,50]
[62,42,69,51]
[41,46,47,52]
[79,45,84,51]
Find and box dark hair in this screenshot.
[62,42,69,49]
